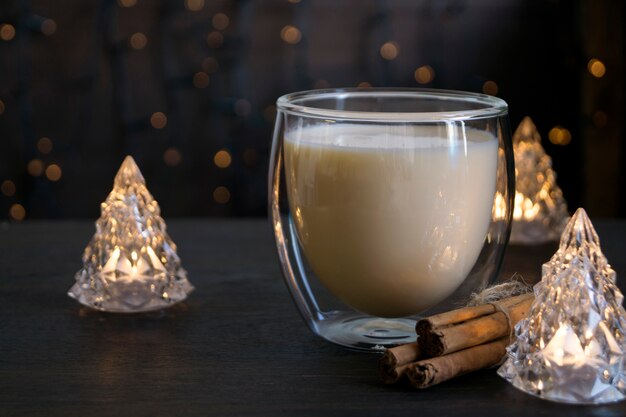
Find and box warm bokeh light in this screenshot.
[414,65,434,84]
[492,192,506,221]
[27,159,44,177]
[513,192,523,220]
[129,32,147,50]
[214,150,232,168]
[592,110,607,128]
[202,56,219,73]
[45,164,62,181]
[0,99,5,115]
[213,186,231,204]
[234,99,251,116]
[280,25,301,44]
[548,126,572,145]
[357,81,372,88]
[185,0,204,11]
[587,58,606,78]
[163,147,182,166]
[512,192,542,221]
[150,112,167,129]
[41,19,57,36]
[9,203,25,221]
[193,71,210,88]
[118,0,137,7]
[206,31,223,48]
[37,137,53,154]
[1,180,16,197]
[380,41,399,60]
[0,24,15,41]
[212,13,229,30]
[482,80,498,95]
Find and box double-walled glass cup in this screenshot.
[269,88,514,351]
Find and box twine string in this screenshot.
[465,274,532,367]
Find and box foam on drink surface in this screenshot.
[284,124,498,317]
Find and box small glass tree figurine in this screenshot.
[510,117,569,244]
[68,156,194,312]
[499,208,626,404]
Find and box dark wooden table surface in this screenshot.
[1,219,626,417]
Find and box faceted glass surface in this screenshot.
[510,117,569,244]
[68,156,194,312]
[498,208,626,404]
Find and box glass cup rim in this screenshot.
[276,87,508,123]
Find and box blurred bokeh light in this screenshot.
[0,0,623,219]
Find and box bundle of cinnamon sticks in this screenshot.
[379,292,533,388]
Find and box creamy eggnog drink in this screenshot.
[283,124,498,318]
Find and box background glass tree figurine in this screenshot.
[509,117,569,244]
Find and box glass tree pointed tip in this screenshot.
[570,207,590,226]
[559,207,600,250]
[513,116,541,144]
[114,155,145,188]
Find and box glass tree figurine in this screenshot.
[68,156,194,312]
[510,117,569,244]
[499,208,626,404]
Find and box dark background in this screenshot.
[0,0,623,220]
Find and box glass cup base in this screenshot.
[316,311,417,352]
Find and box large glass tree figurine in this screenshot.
[499,208,626,404]
[68,156,194,312]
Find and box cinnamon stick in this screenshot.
[415,293,532,334]
[378,292,535,388]
[379,342,421,384]
[419,294,533,357]
[406,338,509,389]
[380,363,412,385]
